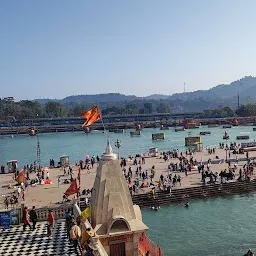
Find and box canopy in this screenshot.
[7,160,18,163]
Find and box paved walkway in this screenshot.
[0,219,77,256]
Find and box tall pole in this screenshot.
[36,114,40,170]
[115,139,121,160]
[36,135,40,170]
[237,90,240,110]
[225,143,228,163]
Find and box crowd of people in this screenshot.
[20,205,94,255]
[65,209,95,256]
[2,143,256,256]
[4,181,27,209]
[117,143,256,201]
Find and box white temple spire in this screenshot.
[101,140,117,161]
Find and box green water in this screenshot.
[142,195,256,256]
[1,126,256,255]
[0,126,255,166]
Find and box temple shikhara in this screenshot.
[81,141,164,256]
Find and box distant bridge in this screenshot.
[0,115,256,135]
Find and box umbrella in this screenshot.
[44,167,50,171]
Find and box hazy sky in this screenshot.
[1,0,256,100]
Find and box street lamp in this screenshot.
[115,139,121,160]
[225,145,228,163]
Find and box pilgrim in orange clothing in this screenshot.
[47,209,55,237]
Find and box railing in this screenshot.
[138,232,165,256]
[36,205,72,221]
[20,203,74,222]
[73,203,108,256]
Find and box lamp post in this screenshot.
[225,145,228,163]
[115,139,121,160]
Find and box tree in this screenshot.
[143,102,153,114]
[101,106,125,115]
[124,104,139,114]
[45,101,65,118]
[19,100,44,118]
[156,102,171,113]
[236,104,256,117]
[221,107,234,115]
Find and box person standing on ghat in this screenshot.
[23,206,32,231]
[29,206,38,230]
[70,221,82,255]
[65,209,73,240]
[47,209,55,238]
[4,197,9,209]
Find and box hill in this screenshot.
[34,76,256,113]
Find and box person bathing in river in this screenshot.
[245,249,254,256]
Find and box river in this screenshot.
[142,194,256,256]
[1,126,255,166]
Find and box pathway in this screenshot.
[0,219,77,256]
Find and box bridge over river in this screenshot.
[1,116,256,135]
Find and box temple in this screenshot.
[90,140,148,255]
[74,140,164,255]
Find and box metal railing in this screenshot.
[73,203,108,256]
[138,232,165,256]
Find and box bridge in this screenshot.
[1,115,256,135]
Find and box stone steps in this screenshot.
[132,180,256,207]
[79,181,256,210]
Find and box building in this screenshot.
[80,141,165,256]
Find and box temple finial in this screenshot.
[101,140,117,161]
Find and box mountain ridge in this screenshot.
[34,76,256,112]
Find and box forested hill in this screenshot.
[34,76,256,109]
[2,76,256,119]
[35,93,138,104]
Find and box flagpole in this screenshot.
[97,101,106,133]
[97,104,109,142]
[98,106,106,133]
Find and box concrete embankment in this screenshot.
[79,180,256,211]
[132,180,256,207]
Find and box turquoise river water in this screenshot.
[1,126,256,255]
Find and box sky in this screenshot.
[1,0,256,100]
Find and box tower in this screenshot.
[237,90,240,110]
[90,141,148,256]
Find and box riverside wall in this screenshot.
[131,180,256,207]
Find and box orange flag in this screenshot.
[81,106,101,127]
[65,179,78,196]
[77,167,81,185]
[16,171,25,183]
